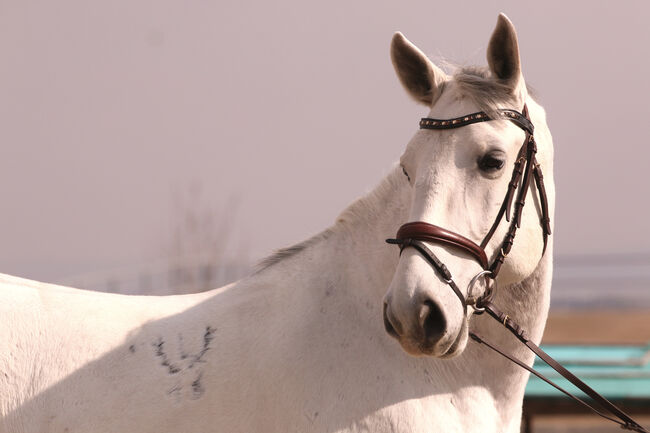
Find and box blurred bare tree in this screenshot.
[55,182,251,295]
[166,182,249,294]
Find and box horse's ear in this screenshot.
[487,14,524,91]
[391,32,446,106]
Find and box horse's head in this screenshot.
[383,14,553,358]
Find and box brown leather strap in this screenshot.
[387,238,467,314]
[489,134,537,277]
[396,222,488,269]
[472,301,648,433]
[479,142,527,249]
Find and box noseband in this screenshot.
[387,105,551,312]
[385,106,647,433]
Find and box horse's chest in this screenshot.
[321,382,505,433]
[326,397,460,433]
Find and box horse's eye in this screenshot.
[478,152,505,172]
[401,166,411,182]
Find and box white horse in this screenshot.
[0,14,554,433]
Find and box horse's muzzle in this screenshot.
[383,297,456,357]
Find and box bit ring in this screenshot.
[466,270,496,313]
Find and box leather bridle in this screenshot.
[386,106,648,433]
[387,105,548,315]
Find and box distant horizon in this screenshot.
[10,250,645,311]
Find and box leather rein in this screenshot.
[386,106,648,433]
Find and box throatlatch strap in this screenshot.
[488,133,537,278]
[479,141,527,250]
[532,161,552,254]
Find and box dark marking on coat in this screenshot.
[190,371,205,399]
[188,326,216,368]
[152,325,216,400]
[178,334,188,360]
[129,345,136,354]
[152,338,181,374]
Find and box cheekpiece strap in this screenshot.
[420,109,534,135]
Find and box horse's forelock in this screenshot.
[452,66,534,117]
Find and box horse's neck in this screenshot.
[256,166,551,431]
[327,168,411,299]
[246,166,409,349]
[320,166,552,429]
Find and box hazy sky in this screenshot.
[2,1,650,283]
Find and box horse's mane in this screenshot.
[255,170,402,273]
[255,229,334,272]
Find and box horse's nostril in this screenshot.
[420,300,446,342]
[383,302,401,339]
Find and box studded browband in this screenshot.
[419,109,534,135]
